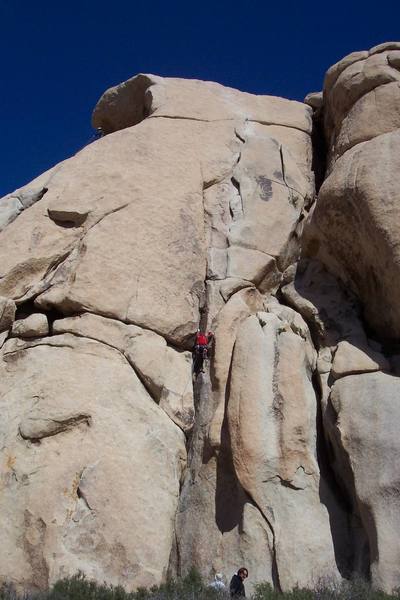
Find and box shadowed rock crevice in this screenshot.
[48,209,88,228]
[215,352,245,533]
[216,355,282,592]
[309,102,327,193]
[323,393,372,580]
[312,367,361,579]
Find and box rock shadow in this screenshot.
[214,354,247,534]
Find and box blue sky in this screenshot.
[1,0,399,197]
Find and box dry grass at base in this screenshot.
[1,571,400,600]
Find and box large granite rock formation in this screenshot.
[305,42,400,339]
[1,45,400,594]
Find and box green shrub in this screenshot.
[251,582,279,599]
[252,581,313,600]
[48,573,134,600]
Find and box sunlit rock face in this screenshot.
[1,45,400,594]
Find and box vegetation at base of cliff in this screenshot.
[1,571,400,600]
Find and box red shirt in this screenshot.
[196,333,208,345]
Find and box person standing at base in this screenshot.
[209,573,226,591]
[229,567,248,597]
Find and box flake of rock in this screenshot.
[11,314,49,338]
[331,340,390,379]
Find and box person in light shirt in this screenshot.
[209,573,226,591]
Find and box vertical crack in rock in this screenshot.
[324,390,371,579]
[170,133,250,578]
[221,361,282,593]
[230,176,244,220]
[172,125,285,587]
[76,469,95,514]
[312,368,359,578]
[310,105,327,194]
[279,144,288,188]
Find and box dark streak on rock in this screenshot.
[257,176,273,202]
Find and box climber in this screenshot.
[229,568,248,598]
[208,573,226,591]
[193,329,214,374]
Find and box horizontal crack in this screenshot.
[149,114,311,135]
[247,119,311,135]
[262,474,304,491]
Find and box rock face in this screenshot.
[302,42,400,593]
[327,373,400,593]
[305,43,400,339]
[0,334,185,590]
[1,45,400,594]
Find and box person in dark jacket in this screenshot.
[229,567,248,597]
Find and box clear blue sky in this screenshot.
[1,0,399,197]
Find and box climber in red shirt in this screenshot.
[193,330,214,373]
[196,331,208,347]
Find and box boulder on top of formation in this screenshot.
[92,73,312,133]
